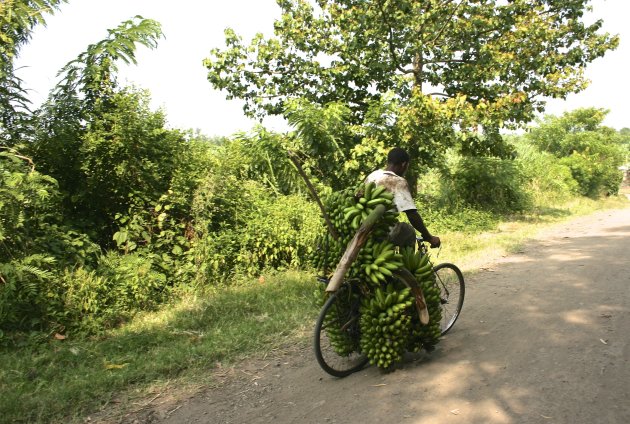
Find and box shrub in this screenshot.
[561,152,623,197]
[515,142,579,203]
[236,193,320,275]
[417,202,499,234]
[442,157,531,213]
[0,150,100,338]
[192,169,320,284]
[59,252,169,333]
[526,108,626,198]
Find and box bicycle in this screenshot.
[313,237,465,377]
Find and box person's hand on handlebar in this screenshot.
[429,235,441,249]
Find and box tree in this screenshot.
[30,17,166,242]
[205,0,617,127]
[205,0,618,184]
[0,0,65,145]
[526,108,625,197]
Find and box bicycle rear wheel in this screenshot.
[314,284,368,377]
[433,263,465,335]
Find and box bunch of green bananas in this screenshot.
[401,247,443,351]
[416,275,443,348]
[360,239,404,285]
[359,283,413,369]
[323,305,360,357]
[401,246,433,281]
[342,182,396,230]
[311,182,399,277]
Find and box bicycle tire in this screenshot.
[313,285,368,377]
[432,263,465,335]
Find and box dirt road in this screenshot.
[158,207,630,424]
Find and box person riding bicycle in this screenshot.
[365,147,441,250]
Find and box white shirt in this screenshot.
[365,169,416,212]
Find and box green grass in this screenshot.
[434,194,629,268]
[0,271,319,423]
[1,194,628,423]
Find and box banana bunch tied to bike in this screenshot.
[359,283,413,369]
[312,181,443,370]
[401,246,443,351]
[311,183,399,273]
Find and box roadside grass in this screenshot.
[0,195,627,423]
[0,271,319,423]
[434,195,630,269]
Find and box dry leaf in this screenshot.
[105,363,128,370]
[54,333,66,340]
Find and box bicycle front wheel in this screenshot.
[433,263,465,335]
[313,285,368,377]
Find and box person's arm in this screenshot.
[404,210,441,248]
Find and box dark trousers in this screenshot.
[388,222,416,249]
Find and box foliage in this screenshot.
[559,153,622,197]
[285,99,358,189]
[192,166,320,283]
[442,156,531,213]
[31,18,165,243]
[205,0,618,161]
[206,0,618,121]
[526,108,625,197]
[230,126,304,195]
[79,89,186,244]
[59,252,169,333]
[236,193,320,274]
[0,0,66,145]
[416,201,499,235]
[513,140,579,204]
[0,148,100,336]
[52,15,162,107]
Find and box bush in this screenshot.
[192,169,320,284]
[526,108,626,198]
[442,157,531,213]
[0,150,100,338]
[515,142,579,203]
[60,252,169,333]
[417,202,499,234]
[560,152,623,197]
[236,193,320,274]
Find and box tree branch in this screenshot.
[287,151,339,241]
[428,92,454,98]
[424,59,471,65]
[427,0,465,47]
[0,146,36,172]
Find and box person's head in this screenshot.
[386,147,410,176]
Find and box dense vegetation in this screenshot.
[1,0,628,349]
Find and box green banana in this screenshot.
[371,185,386,199]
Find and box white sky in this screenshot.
[15,0,630,137]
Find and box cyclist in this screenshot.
[366,147,441,249]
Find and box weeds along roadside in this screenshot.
[0,195,628,424]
